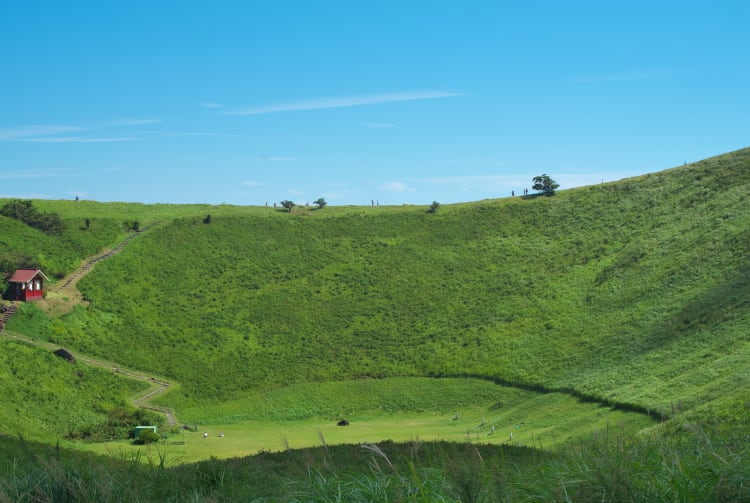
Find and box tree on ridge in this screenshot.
[532,174,560,196]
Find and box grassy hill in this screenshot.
[6,148,749,424]
[1,148,749,499]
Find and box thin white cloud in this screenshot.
[259,156,297,162]
[362,122,397,128]
[227,90,466,116]
[111,118,163,126]
[571,72,666,83]
[0,192,53,199]
[379,181,413,193]
[21,136,135,143]
[0,125,86,141]
[156,131,307,141]
[422,175,521,185]
[199,102,225,109]
[242,180,268,187]
[438,159,505,167]
[420,175,525,194]
[162,131,253,138]
[0,168,78,180]
[320,191,344,200]
[215,156,299,164]
[1,121,148,143]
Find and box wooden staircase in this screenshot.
[58,226,153,290]
[0,302,18,333]
[60,232,139,288]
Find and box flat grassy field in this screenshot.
[82,381,654,463]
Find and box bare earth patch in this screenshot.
[38,230,146,318]
[37,255,101,318]
[38,287,88,318]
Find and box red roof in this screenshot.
[8,269,49,283]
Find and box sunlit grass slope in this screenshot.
[0,339,151,442]
[7,148,750,424]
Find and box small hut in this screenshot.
[7,269,49,301]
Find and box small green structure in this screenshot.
[133,425,157,438]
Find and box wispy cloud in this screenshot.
[420,175,526,194]
[242,180,268,187]
[0,168,78,180]
[0,192,53,199]
[362,122,396,128]
[227,90,466,115]
[215,156,299,164]
[1,121,147,143]
[258,156,297,162]
[199,102,225,109]
[437,159,507,169]
[111,118,163,126]
[22,136,135,143]
[571,72,666,84]
[379,181,414,193]
[0,125,86,141]
[156,131,306,141]
[422,175,520,185]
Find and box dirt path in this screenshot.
[40,226,153,318]
[2,224,179,425]
[3,331,178,425]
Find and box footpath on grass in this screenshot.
[1,223,178,425]
[40,225,156,318]
[4,330,178,426]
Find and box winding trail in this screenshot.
[3,331,178,425]
[1,223,179,425]
[42,226,156,320]
[56,227,151,291]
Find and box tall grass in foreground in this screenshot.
[2,422,747,502]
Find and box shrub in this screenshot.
[0,199,65,235]
[133,429,160,445]
[314,198,327,209]
[280,200,296,212]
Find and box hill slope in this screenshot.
[6,148,750,424]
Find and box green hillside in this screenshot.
[1,148,749,500]
[3,148,749,432]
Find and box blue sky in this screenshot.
[2,1,748,206]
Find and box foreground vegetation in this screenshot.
[0,338,155,442]
[1,419,747,502]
